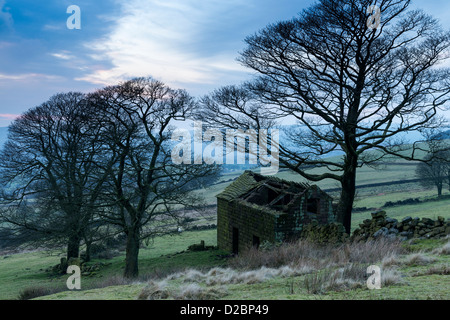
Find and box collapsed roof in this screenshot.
[217,170,329,213]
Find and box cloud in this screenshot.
[51,51,76,60]
[76,0,251,94]
[0,73,62,81]
[0,113,19,120]
[42,24,64,31]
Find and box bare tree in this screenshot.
[0,93,110,260]
[199,85,277,132]
[90,77,220,278]
[416,151,450,197]
[415,130,450,196]
[197,84,281,174]
[201,0,450,233]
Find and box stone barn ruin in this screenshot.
[216,171,336,254]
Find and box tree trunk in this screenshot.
[67,232,81,260]
[437,183,443,197]
[124,226,140,278]
[84,239,92,262]
[336,154,358,234]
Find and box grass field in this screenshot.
[28,237,450,300]
[0,158,449,300]
[0,229,223,300]
[0,204,448,301]
[196,160,429,205]
[1,228,449,300]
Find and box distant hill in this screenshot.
[0,126,441,154]
[433,130,450,140]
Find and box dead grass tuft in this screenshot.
[432,241,450,255]
[403,253,437,266]
[229,238,403,271]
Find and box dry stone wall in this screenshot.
[352,210,450,241]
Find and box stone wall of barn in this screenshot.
[217,187,336,253]
[274,188,335,242]
[217,198,276,254]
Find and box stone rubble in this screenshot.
[351,211,450,241]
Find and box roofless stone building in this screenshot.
[216,171,336,254]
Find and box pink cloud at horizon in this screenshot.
[0,113,19,120]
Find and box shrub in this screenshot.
[229,238,403,271]
[423,265,450,276]
[137,280,227,300]
[300,222,348,244]
[137,280,170,300]
[303,264,402,294]
[304,272,323,294]
[345,238,403,264]
[403,253,437,266]
[17,286,63,300]
[432,241,450,255]
[304,264,369,294]
[381,268,403,287]
[381,254,400,268]
[175,283,227,300]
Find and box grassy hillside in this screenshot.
[0,145,448,300]
[0,229,223,300]
[32,237,450,300]
[196,160,429,206]
[0,188,448,301]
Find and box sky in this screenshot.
[0,0,450,127]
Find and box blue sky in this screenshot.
[0,0,449,127]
